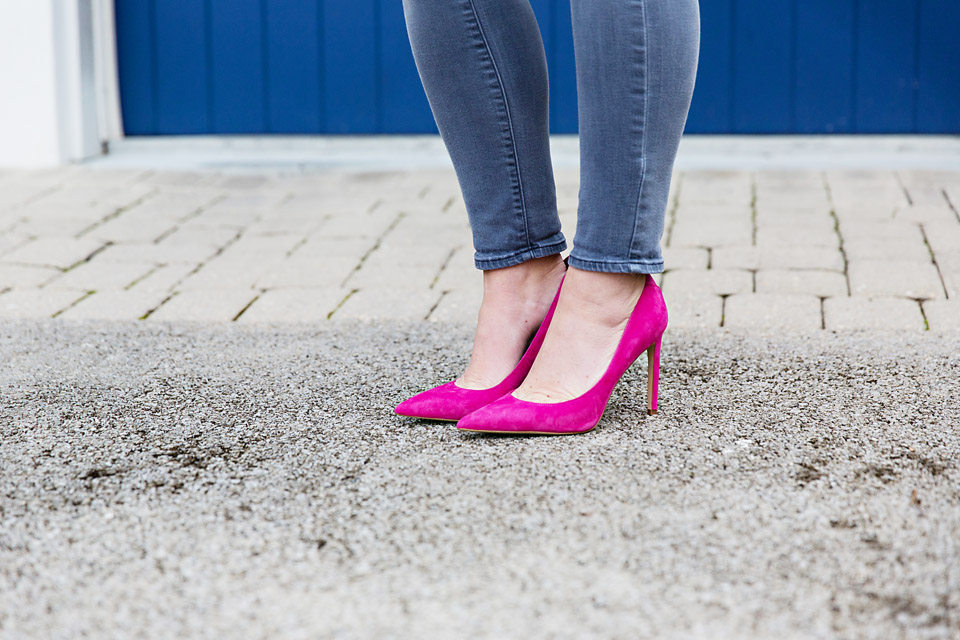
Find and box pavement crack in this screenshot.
[51,290,95,318]
[424,290,448,321]
[139,291,178,320]
[429,247,459,290]
[749,174,758,246]
[75,189,159,238]
[943,188,960,224]
[232,292,262,322]
[327,289,358,320]
[822,172,851,297]
[340,211,405,287]
[918,223,949,299]
[895,171,913,206]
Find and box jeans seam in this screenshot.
[626,0,649,261]
[464,0,531,248]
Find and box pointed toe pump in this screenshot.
[457,274,667,435]
[394,275,565,422]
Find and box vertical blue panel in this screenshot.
[114,0,156,134]
[378,0,435,133]
[855,0,917,133]
[795,0,855,133]
[209,0,265,133]
[687,0,732,133]
[732,0,793,132]
[324,0,379,133]
[265,0,323,133]
[550,1,578,133]
[917,0,960,133]
[154,0,210,133]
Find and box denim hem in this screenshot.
[474,240,567,270]
[566,255,663,275]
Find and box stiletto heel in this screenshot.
[646,337,661,415]
[457,273,668,435]
[394,273,566,421]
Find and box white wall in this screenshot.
[0,0,116,167]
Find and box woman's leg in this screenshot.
[402,0,567,388]
[515,0,699,402]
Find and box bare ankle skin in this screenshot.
[455,254,567,390]
[512,267,648,403]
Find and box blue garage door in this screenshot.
[115,0,960,135]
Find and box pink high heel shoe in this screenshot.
[456,274,667,435]
[394,274,565,422]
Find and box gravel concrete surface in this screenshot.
[1,320,958,639]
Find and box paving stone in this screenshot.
[661,269,752,296]
[427,289,481,324]
[45,260,156,291]
[662,247,709,271]
[756,269,848,297]
[662,292,722,328]
[921,300,960,332]
[922,220,960,264]
[0,265,62,288]
[0,288,88,319]
[333,288,442,321]
[892,204,959,224]
[291,237,375,261]
[59,289,170,321]
[432,252,482,295]
[86,213,179,243]
[154,226,240,251]
[672,204,750,220]
[238,288,347,323]
[94,242,217,265]
[847,260,945,299]
[843,237,932,263]
[832,202,897,223]
[754,211,834,229]
[149,288,260,322]
[0,237,107,270]
[838,220,925,242]
[13,216,102,237]
[347,263,440,290]
[668,220,753,248]
[939,269,960,299]
[755,226,839,249]
[823,297,925,331]
[126,263,198,293]
[723,293,822,331]
[712,245,845,271]
[255,257,360,289]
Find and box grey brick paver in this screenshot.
[723,293,822,331]
[824,297,926,331]
[711,245,845,271]
[662,247,709,271]
[847,260,944,299]
[0,237,107,270]
[0,265,62,288]
[756,270,848,297]
[663,293,723,328]
[755,226,839,249]
[922,300,960,331]
[334,288,442,321]
[668,220,752,248]
[238,288,347,323]
[45,260,156,291]
[59,289,170,320]
[2,165,957,331]
[0,288,88,319]
[148,288,259,322]
[661,269,752,296]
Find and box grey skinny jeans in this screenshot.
[402,0,700,273]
